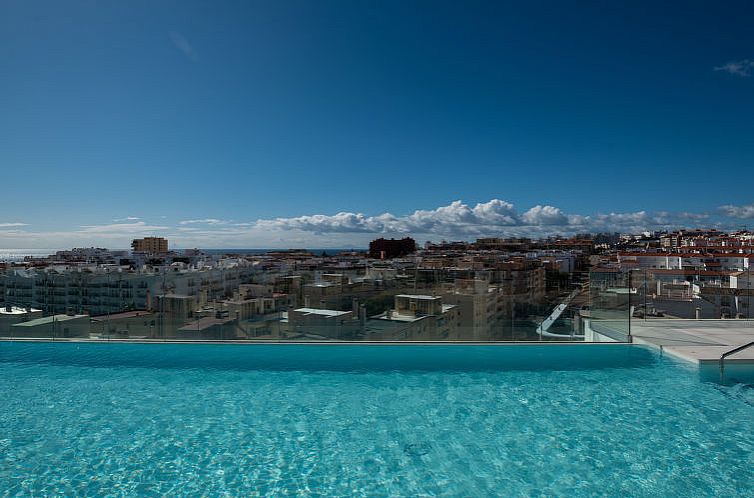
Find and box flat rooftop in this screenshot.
[378,312,425,323]
[13,314,89,326]
[631,319,754,364]
[293,308,350,317]
[178,316,234,331]
[91,310,152,320]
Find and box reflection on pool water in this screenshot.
[1,342,752,496]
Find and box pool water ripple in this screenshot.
[1,342,753,496]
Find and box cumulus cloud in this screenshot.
[256,212,394,233]
[521,205,568,225]
[719,203,754,219]
[251,201,702,239]
[3,200,752,250]
[407,200,520,232]
[593,211,649,225]
[714,59,754,77]
[255,200,522,236]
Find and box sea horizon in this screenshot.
[0,247,367,262]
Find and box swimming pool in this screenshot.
[1,342,752,496]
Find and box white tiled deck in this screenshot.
[631,319,754,365]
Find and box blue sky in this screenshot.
[1,1,754,248]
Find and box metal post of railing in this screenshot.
[643,269,648,322]
[720,340,754,383]
[627,270,632,343]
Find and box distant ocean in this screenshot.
[0,248,365,262]
[0,249,61,262]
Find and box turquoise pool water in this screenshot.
[1,342,752,496]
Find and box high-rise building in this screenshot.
[131,237,168,254]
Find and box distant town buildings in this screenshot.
[368,294,459,340]
[593,228,754,320]
[3,228,750,340]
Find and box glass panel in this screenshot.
[636,268,754,321]
[1,250,603,342]
[587,269,632,342]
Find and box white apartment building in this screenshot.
[370,294,459,340]
[619,252,752,271]
[442,279,503,340]
[0,260,257,316]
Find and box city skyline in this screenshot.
[2,1,754,248]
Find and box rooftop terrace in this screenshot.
[631,319,754,364]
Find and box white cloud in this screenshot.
[470,199,519,225]
[113,216,141,222]
[521,205,568,225]
[720,203,754,219]
[2,201,752,250]
[250,202,736,241]
[169,31,198,61]
[254,199,522,236]
[652,211,709,224]
[714,59,754,77]
[593,211,649,225]
[0,221,171,251]
[179,219,229,225]
[405,199,520,232]
[78,221,169,234]
[256,212,392,233]
[251,202,699,239]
